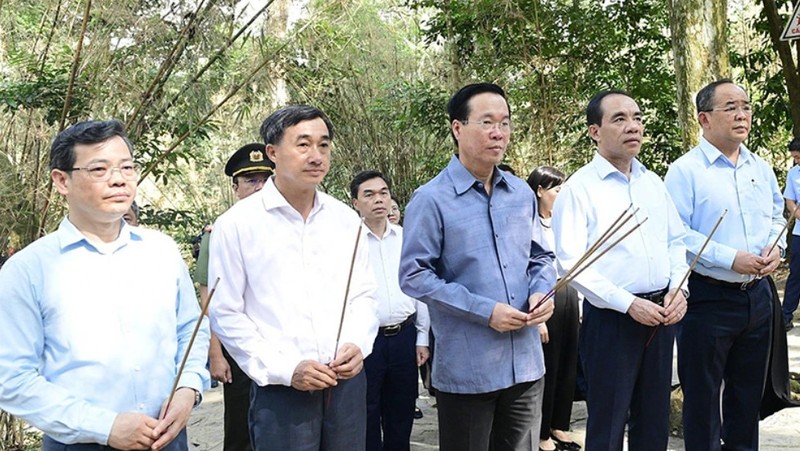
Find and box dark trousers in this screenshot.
[782,235,800,325]
[436,379,543,451]
[43,430,187,451]
[580,300,674,451]
[222,346,253,451]
[365,322,418,451]
[539,285,580,440]
[249,371,367,451]
[678,276,772,451]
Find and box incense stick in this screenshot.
[332,219,364,363]
[645,210,728,347]
[164,276,220,414]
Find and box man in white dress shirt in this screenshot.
[350,170,430,451]
[208,106,379,451]
[551,90,689,451]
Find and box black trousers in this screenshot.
[364,323,418,451]
[249,371,367,451]
[580,300,674,451]
[222,345,253,451]
[678,275,772,451]
[436,379,543,451]
[539,285,580,440]
[43,430,187,451]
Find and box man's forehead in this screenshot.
[286,118,330,139]
[467,92,509,115]
[600,94,640,119]
[713,84,749,104]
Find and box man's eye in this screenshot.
[482,121,493,126]
[89,166,107,174]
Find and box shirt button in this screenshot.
[511,294,516,299]
[503,263,508,268]
[138,404,145,410]
[495,233,499,238]
[134,366,141,372]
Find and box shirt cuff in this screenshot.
[415,331,429,347]
[88,408,119,446]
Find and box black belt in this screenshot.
[633,287,668,306]
[690,272,759,291]
[378,313,416,337]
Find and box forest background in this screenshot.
[1,0,800,447]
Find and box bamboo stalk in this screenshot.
[38,0,93,237]
[138,19,316,182]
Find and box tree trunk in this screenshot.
[762,0,800,137]
[669,0,730,151]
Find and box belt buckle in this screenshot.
[383,324,401,337]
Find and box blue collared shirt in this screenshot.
[784,165,800,236]
[664,137,786,283]
[399,156,556,394]
[551,154,689,313]
[0,218,210,445]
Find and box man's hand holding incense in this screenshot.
[661,288,687,326]
[627,297,665,327]
[108,412,159,450]
[292,360,338,391]
[758,245,781,276]
[330,343,364,380]
[489,303,529,332]
[151,387,195,450]
[526,292,554,326]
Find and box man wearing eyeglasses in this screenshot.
[399,83,555,451]
[194,143,274,451]
[0,120,210,450]
[665,80,786,451]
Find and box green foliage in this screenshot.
[282,0,453,203]
[409,0,681,176]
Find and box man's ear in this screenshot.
[451,120,463,143]
[588,124,600,144]
[51,169,70,195]
[266,144,277,164]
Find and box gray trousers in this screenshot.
[249,371,367,451]
[436,378,544,451]
[43,430,187,451]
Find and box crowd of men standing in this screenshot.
[0,78,796,451]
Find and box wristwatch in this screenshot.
[193,389,202,407]
[779,246,787,259]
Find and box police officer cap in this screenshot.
[224,143,275,177]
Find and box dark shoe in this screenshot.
[414,406,423,419]
[552,436,581,451]
[787,321,795,332]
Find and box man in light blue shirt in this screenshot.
[781,137,800,331]
[664,80,786,451]
[0,120,210,451]
[399,83,555,451]
[551,90,688,451]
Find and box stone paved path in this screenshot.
[189,326,800,450]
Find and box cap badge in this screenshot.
[249,151,264,162]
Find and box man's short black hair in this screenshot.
[695,79,744,113]
[586,90,632,127]
[50,120,133,171]
[350,170,389,199]
[259,105,334,146]
[789,137,800,152]
[447,83,510,146]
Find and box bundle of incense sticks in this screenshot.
[530,204,647,312]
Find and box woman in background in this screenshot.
[528,166,581,451]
